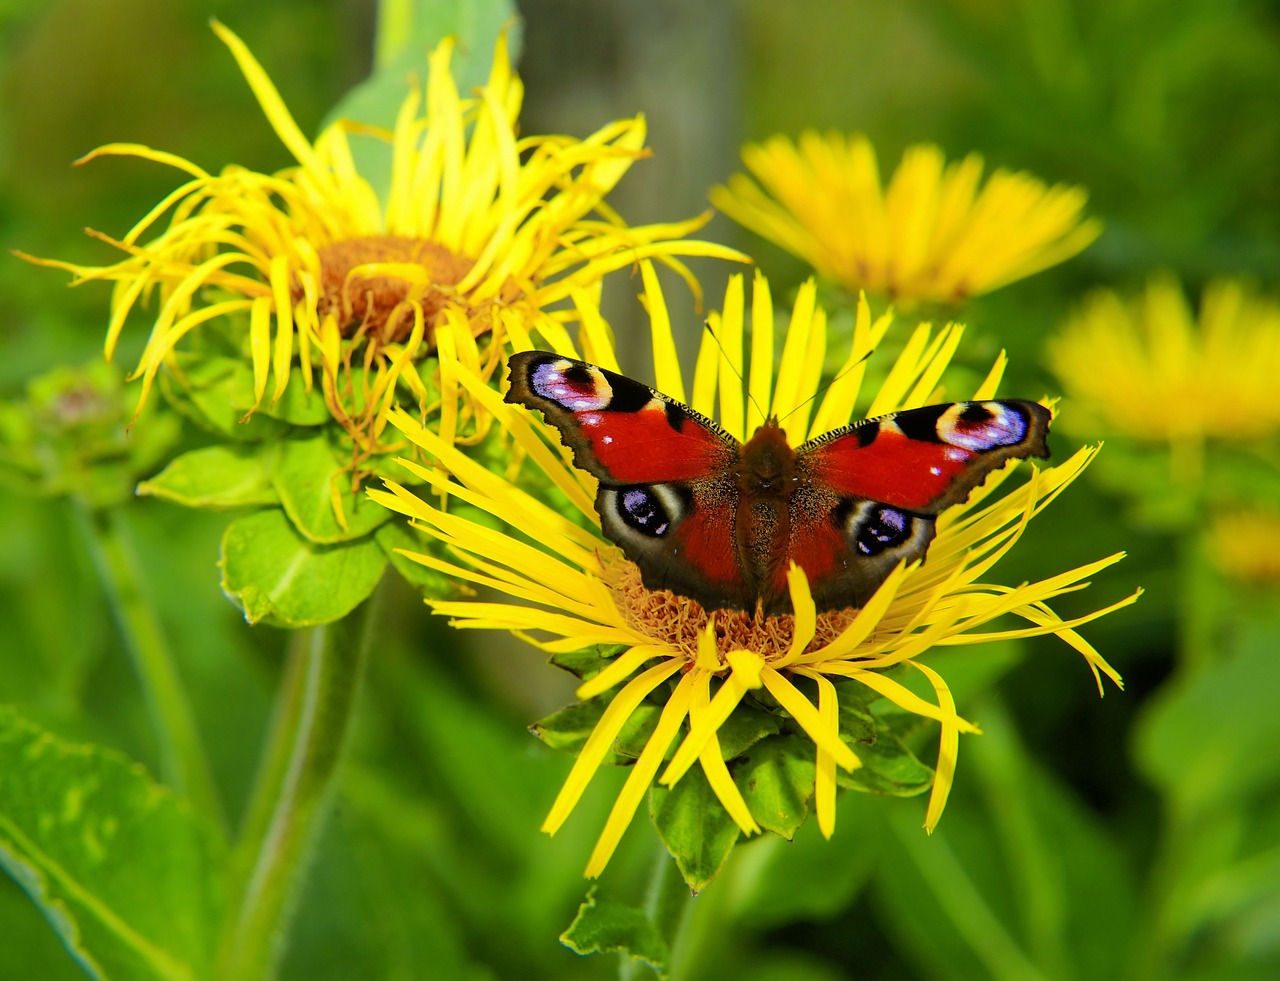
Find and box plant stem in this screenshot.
[620,844,694,981]
[216,585,378,981]
[76,501,224,830]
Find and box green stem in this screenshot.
[373,0,413,69]
[76,501,224,830]
[620,844,694,981]
[216,586,378,981]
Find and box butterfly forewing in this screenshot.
[506,352,755,610]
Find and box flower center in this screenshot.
[310,237,498,345]
[605,556,857,668]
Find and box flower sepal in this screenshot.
[642,704,934,889]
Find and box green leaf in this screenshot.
[735,734,814,839]
[249,367,332,427]
[871,698,1140,981]
[716,704,784,759]
[327,0,520,207]
[374,521,457,595]
[837,702,876,744]
[159,357,291,443]
[559,888,668,977]
[219,509,387,626]
[272,434,391,544]
[1134,604,1280,815]
[838,730,935,797]
[549,645,628,682]
[651,765,741,891]
[0,708,222,981]
[532,699,663,767]
[137,445,279,509]
[530,700,610,755]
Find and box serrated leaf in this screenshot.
[219,509,387,626]
[0,708,223,981]
[137,445,279,509]
[736,734,814,838]
[560,888,668,977]
[651,766,741,892]
[272,434,391,543]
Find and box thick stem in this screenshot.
[76,502,224,830]
[216,586,378,981]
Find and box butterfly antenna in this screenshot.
[702,320,769,422]
[777,347,876,428]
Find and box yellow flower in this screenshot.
[371,262,1133,878]
[1049,273,1280,452]
[712,131,1100,306]
[21,23,742,462]
[1210,510,1280,585]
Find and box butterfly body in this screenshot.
[505,351,1050,615]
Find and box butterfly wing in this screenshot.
[504,352,752,610]
[790,400,1051,611]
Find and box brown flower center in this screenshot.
[605,555,858,669]
[308,236,513,345]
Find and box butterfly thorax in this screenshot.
[733,420,797,607]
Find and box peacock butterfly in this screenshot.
[504,351,1051,616]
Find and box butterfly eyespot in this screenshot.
[611,484,686,538]
[940,402,1029,452]
[848,503,914,556]
[530,360,612,411]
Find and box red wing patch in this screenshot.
[802,429,973,511]
[506,351,737,485]
[575,401,735,484]
[666,504,745,595]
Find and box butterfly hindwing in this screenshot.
[785,399,1051,610]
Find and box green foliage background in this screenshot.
[2,0,1279,978]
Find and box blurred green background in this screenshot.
[2,1,1279,978]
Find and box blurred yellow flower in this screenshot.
[1048,274,1280,453]
[712,131,1100,306]
[371,261,1132,877]
[22,23,742,462]
[1211,511,1280,585]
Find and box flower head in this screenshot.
[371,262,1132,878]
[22,23,741,463]
[1211,510,1280,585]
[1049,273,1280,448]
[712,131,1100,306]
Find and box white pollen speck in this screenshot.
[930,466,942,476]
[602,435,613,444]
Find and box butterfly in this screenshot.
[504,351,1051,616]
